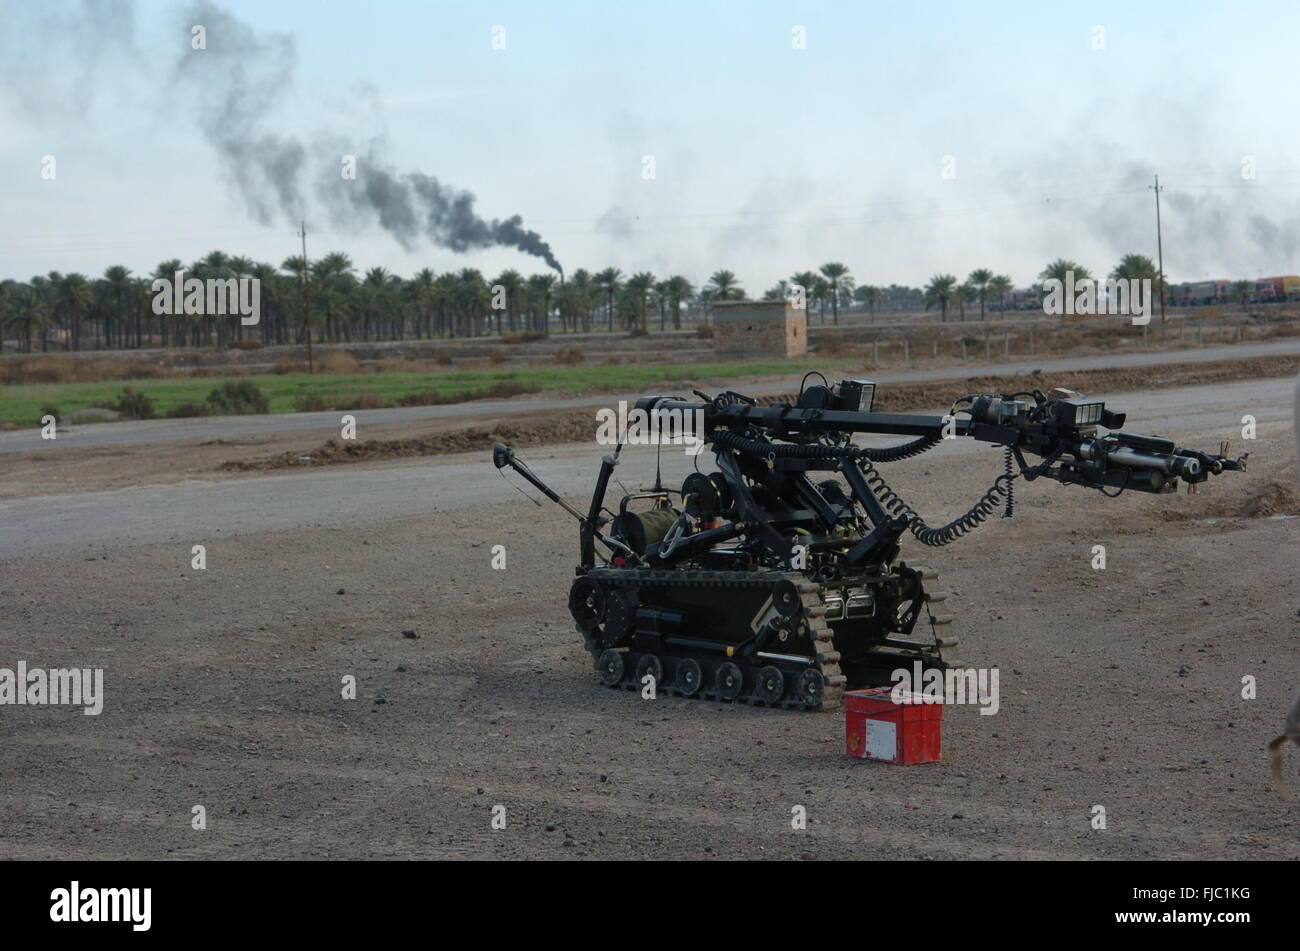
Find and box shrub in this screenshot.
[167,402,209,418]
[696,325,714,339]
[627,327,648,337]
[39,403,60,420]
[317,351,361,373]
[433,352,453,366]
[553,347,585,365]
[113,387,156,419]
[205,380,269,415]
[293,394,329,412]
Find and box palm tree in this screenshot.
[10,286,46,352]
[492,269,524,333]
[790,270,819,317]
[537,274,558,333]
[53,272,93,351]
[663,275,692,329]
[652,279,673,330]
[567,268,596,332]
[818,262,853,325]
[102,265,132,349]
[456,268,491,336]
[763,280,790,301]
[924,274,958,321]
[815,277,834,322]
[358,267,393,340]
[225,256,255,343]
[556,276,591,333]
[0,278,15,352]
[955,282,977,321]
[406,268,437,338]
[625,271,656,331]
[1109,254,1158,282]
[967,268,993,321]
[1107,254,1164,319]
[706,270,744,300]
[593,267,622,332]
[151,260,183,346]
[853,284,883,321]
[250,262,283,344]
[318,252,358,342]
[988,274,1013,313]
[433,272,458,337]
[1039,258,1091,288]
[703,270,744,324]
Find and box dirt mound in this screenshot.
[220,411,596,471]
[1157,464,1298,522]
[1242,477,1299,517]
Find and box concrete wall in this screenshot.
[712,301,807,359]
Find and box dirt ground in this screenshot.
[0,407,1296,859]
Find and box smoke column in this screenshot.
[173,1,561,272]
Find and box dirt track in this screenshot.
[1,377,1297,859]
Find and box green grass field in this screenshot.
[0,357,856,426]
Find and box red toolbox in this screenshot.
[844,687,943,764]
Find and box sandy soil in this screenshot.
[0,410,1296,860]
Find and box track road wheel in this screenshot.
[597,649,624,687]
[569,577,604,631]
[773,579,801,617]
[675,658,703,697]
[755,666,785,705]
[635,654,663,691]
[716,662,744,701]
[796,669,825,709]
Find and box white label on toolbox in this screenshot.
[866,719,897,760]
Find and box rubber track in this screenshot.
[580,568,846,711]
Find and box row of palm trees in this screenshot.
[0,253,733,352]
[0,252,1165,353]
[919,255,1166,320]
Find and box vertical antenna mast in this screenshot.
[300,220,314,374]
[1150,174,1167,325]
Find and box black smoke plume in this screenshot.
[172,2,560,272]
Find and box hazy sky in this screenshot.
[4,0,1299,291]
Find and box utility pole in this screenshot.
[1149,174,1167,325]
[299,220,314,373]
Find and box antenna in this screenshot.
[299,220,314,374]
[1149,175,1167,325]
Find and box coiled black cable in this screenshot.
[708,428,1018,548]
[859,456,1017,547]
[1002,445,1015,518]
